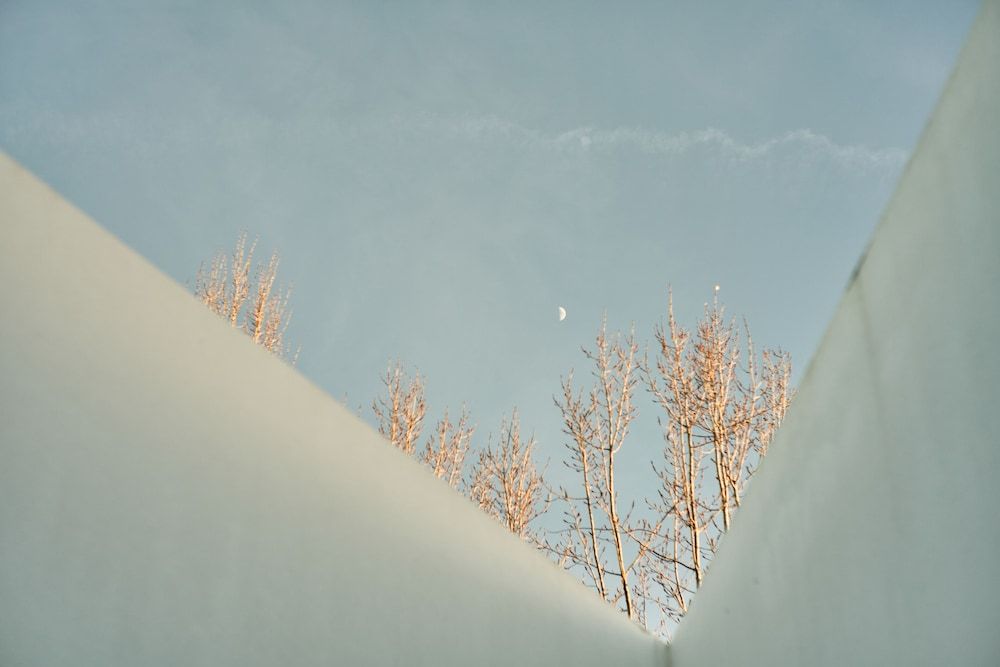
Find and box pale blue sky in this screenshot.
[0,1,979,494]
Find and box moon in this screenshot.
[558,306,567,322]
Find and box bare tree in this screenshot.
[372,362,473,490]
[554,318,650,621]
[247,252,293,355]
[641,289,792,624]
[422,406,474,490]
[194,232,295,359]
[468,408,550,541]
[372,361,426,455]
[758,348,792,457]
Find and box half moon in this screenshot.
[558,306,567,322]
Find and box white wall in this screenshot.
[669,2,1000,665]
[0,153,667,666]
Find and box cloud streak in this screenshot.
[1,104,909,177]
[433,115,908,174]
[554,126,908,173]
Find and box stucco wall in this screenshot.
[669,2,1000,665]
[0,153,667,666]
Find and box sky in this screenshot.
[0,0,980,498]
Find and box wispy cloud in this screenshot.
[417,114,908,174]
[1,103,909,177]
[554,126,908,172]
